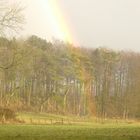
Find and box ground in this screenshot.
[0,123,140,140]
[0,112,140,140]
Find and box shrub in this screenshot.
[0,107,16,121]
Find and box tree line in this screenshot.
[0,35,139,119]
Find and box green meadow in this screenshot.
[0,112,139,140]
[0,123,140,140]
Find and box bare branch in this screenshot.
[0,1,24,36]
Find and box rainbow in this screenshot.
[41,1,90,80]
[40,0,94,114]
[43,0,79,46]
[42,0,91,81]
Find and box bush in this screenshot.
[0,107,16,121]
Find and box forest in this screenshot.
[0,35,140,120]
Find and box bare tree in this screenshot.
[0,0,24,35]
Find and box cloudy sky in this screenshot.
[18,0,140,52]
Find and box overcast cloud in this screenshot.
[20,0,140,52]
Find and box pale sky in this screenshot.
[18,0,140,52]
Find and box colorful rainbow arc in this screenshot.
[44,0,79,46]
[44,0,90,80]
[42,0,94,113]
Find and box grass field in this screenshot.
[16,112,90,125]
[0,112,140,140]
[17,112,137,125]
[0,124,140,140]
